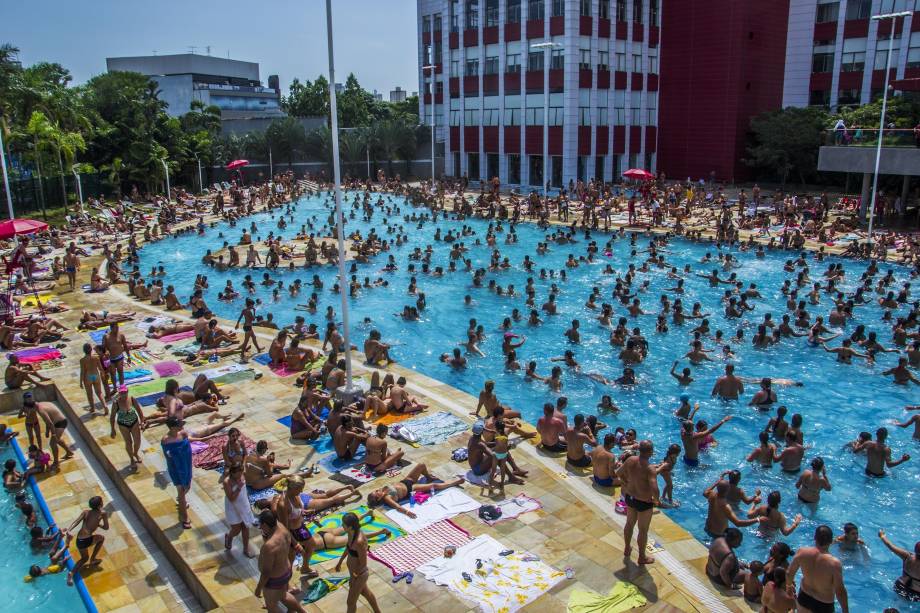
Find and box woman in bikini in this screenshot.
[335,512,382,613]
[145,379,219,428]
[109,385,145,471]
[219,427,247,483]
[365,463,464,519]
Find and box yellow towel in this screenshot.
[566,582,647,613]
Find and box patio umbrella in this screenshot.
[226,159,249,170]
[0,218,49,240]
[623,168,654,181]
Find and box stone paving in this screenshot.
[2,233,755,612]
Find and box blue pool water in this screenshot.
[0,443,88,611]
[138,191,919,611]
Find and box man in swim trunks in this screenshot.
[680,415,731,467]
[32,398,73,469]
[102,322,131,387]
[703,479,759,537]
[590,433,619,487]
[64,495,108,586]
[536,402,567,452]
[786,525,848,613]
[711,364,744,400]
[615,439,658,564]
[388,376,427,414]
[467,422,497,482]
[4,354,51,389]
[565,413,596,467]
[255,510,306,613]
[364,424,404,474]
[855,427,910,477]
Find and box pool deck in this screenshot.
[2,196,763,612]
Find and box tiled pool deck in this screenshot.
[1,204,758,612]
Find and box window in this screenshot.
[838,88,861,106]
[579,0,591,17]
[505,107,521,125]
[549,106,563,125]
[815,2,839,24]
[450,0,460,32]
[525,106,544,125]
[485,0,499,26]
[550,48,564,69]
[598,106,609,125]
[840,37,866,72]
[615,51,626,71]
[464,108,480,124]
[423,16,431,33]
[809,89,830,106]
[553,0,565,17]
[633,0,643,23]
[579,107,591,125]
[632,53,642,72]
[451,59,460,77]
[845,0,870,20]
[528,0,545,20]
[598,50,609,71]
[878,0,897,12]
[616,0,627,21]
[465,58,480,76]
[506,53,521,72]
[595,156,605,181]
[647,48,658,73]
[466,0,480,29]
[649,0,659,26]
[580,49,592,70]
[875,35,901,70]
[629,92,640,124]
[508,154,521,184]
[482,108,500,125]
[507,0,521,22]
[599,0,609,20]
[468,153,480,180]
[450,109,461,126]
[812,52,834,73]
[528,50,544,71]
[529,155,543,187]
[434,41,443,63]
[434,15,442,31]
[646,92,657,124]
[908,32,920,69]
[484,56,499,74]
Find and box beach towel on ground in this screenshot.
[478,494,542,526]
[369,519,470,576]
[212,369,256,385]
[134,316,172,333]
[293,505,403,565]
[399,411,469,446]
[385,487,480,532]
[302,577,349,604]
[331,458,410,487]
[317,449,366,474]
[373,412,414,426]
[125,379,176,397]
[153,361,183,377]
[566,582,648,613]
[9,347,62,364]
[247,485,275,505]
[418,534,565,613]
[159,330,196,343]
[127,350,157,365]
[87,329,107,344]
[198,363,248,379]
[191,432,256,470]
[136,386,191,407]
[252,353,273,366]
[123,368,153,381]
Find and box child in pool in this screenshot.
[742,560,764,603]
[657,444,681,508]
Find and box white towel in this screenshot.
[198,363,249,379]
[385,487,480,532]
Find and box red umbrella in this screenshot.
[226,159,249,170]
[0,218,49,240]
[623,168,654,181]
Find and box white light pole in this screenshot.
[160,158,171,204]
[0,127,15,219]
[867,10,912,242]
[269,148,273,178]
[71,164,84,213]
[531,41,561,198]
[325,0,355,393]
[193,152,203,194]
[423,63,437,188]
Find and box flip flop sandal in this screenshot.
[405,572,413,584]
[182,521,192,529]
[391,571,410,583]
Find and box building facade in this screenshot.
[105,54,283,122]
[417,0,661,188]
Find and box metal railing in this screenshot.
[822,128,919,148]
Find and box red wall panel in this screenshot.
[649,26,659,47]
[463,76,479,95]
[449,127,460,151]
[526,19,544,38]
[579,16,593,36]
[614,71,628,89]
[632,26,644,42]
[630,73,644,90]
[613,126,626,154]
[549,69,565,91]
[813,21,836,41]
[596,127,609,154]
[449,77,460,97]
[449,32,459,49]
[524,126,543,154]
[645,127,657,152]
[578,126,591,155]
[837,71,862,90]
[482,126,499,153]
[579,69,593,88]
[598,18,611,38]
[810,72,832,89]
[463,28,479,47]
[597,70,611,89]
[483,26,499,44]
[504,72,521,93]
[616,22,628,39]
[629,126,642,153]
[463,126,479,151]
[525,70,543,92]
[505,22,521,40]
[647,74,658,91]
[549,126,563,155]
[843,19,869,38]
[504,127,521,153]
[551,16,565,36]
[482,74,499,95]
[422,32,431,45]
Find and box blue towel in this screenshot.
[88,329,107,344]
[317,449,366,474]
[162,438,192,488]
[309,436,335,455]
[253,353,273,366]
[247,485,275,505]
[123,368,153,381]
[399,411,470,446]
[137,386,191,407]
[277,415,293,428]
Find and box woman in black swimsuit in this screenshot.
[365,463,464,519]
[335,512,382,613]
[879,529,920,602]
[705,528,748,589]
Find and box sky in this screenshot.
[1,0,419,96]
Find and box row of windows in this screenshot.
[812,31,920,72]
[815,0,919,24]
[809,86,908,107]
[450,51,653,76]
[447,0,659,32]
[447,106,655,126]
[455,153,652,185]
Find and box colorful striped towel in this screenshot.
[159,330,196,343]
[369,519,470,576]
[153,361,183,377]
[295,506,404,565]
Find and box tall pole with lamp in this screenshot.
[160,158,171,204]
[530,41,561,198]
[423,61,437,188]
[867,10,912,243]
[0,126,14,219]
[325,0,355,394]
[193,152,203,194]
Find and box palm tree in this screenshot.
[304,126,333,176]
[27,110,85,209]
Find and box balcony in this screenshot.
[821,128,918,149]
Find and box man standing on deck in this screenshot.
[615,439,658,564]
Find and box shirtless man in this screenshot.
[590,433,618,487]
[473,379,521,419]
[65,495,109,586]
[786,525,848,613]
[882,357,920,385]
[895,406,920,439]
[565,413,596,467]
[63,248,80,291]
[711,364,744,400]
[536,403,566,452]
[855,427,910,477]
[364,424,404,474]
[702,479,759,537]
[102,322,131,386]
[32,397,73,468]
[389,376,427,414]
[4,355,51,389]
[255,510,306,613]
[363,329,393,364]
[333,415,367,460]
[615,439,658,564]
[681,416,731,467]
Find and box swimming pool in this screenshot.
[0,440,93,612]
[138,191,919,611]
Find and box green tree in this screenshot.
[338,73,375,127]
[282,75,330,119]
[745,107,828,186]
[264,117,306,168]
[835,95,920,133]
